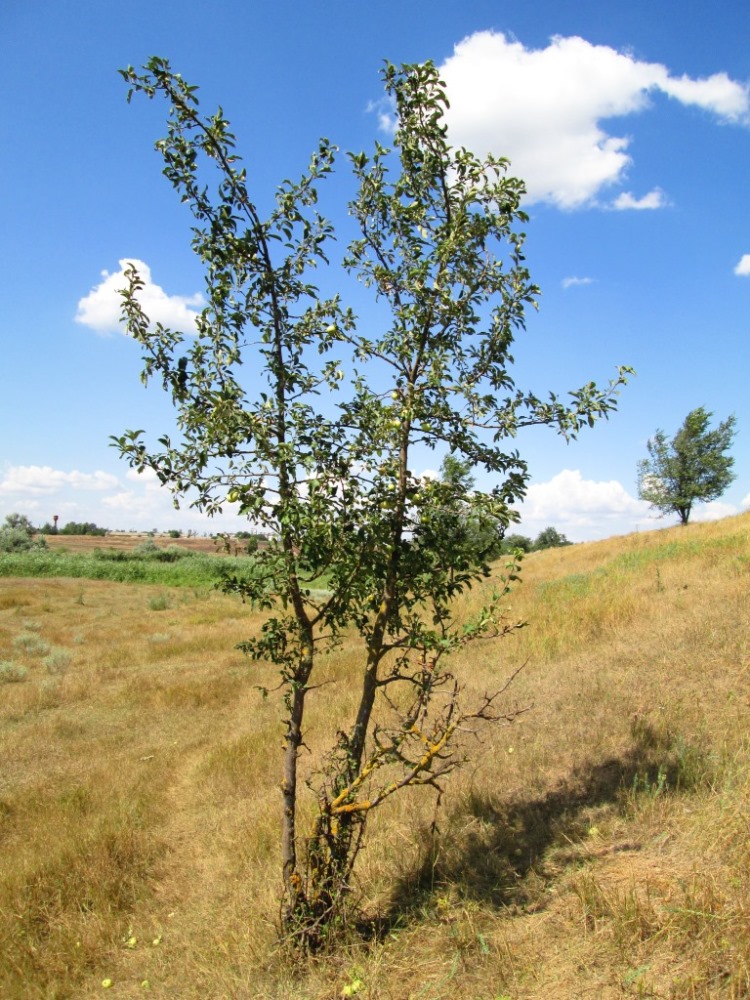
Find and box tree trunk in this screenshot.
[280,633,313,930]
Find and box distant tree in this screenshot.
[638,408,737,525]
[421,455,506,566]
[0,513,37,552]
[4,513,35,534]
[59,521,108,536]
[116,56,630,947]
[532,526,572,551]
[501,533,533,554]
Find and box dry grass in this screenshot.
[1,512,749,998]
[41,532,225,556]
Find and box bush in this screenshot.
[500,533,533,554]
[0,513,39,553]
[13,632,51,657]
[0,660,28,684]
[147,593,171,611]
[533,526,572,551]
[44,648,72,676]
[0,526,36,553]
[4,513,36,533]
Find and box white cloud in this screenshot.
[126,467,164,491]
[733,254,750,276]
[689,500,739,523]
[516,469,649,540]
[367,97,396,133]
[437,32,750,210]
[0,465,118,496]
[0,462,261,534]
[75,258,203,336]
[512,468,746,541]
[561,276,594,289]
[742,493,750,508]
[657,71,750,120]
[612,188,667,211]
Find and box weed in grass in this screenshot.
[44,647,72,676]
[631,766,668,800]
[147,593,171,611]
[0,660,28,683]
[148,632,172,643]
[12,632,50,657]
[572,871,661,948]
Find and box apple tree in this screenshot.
[115,56,630,947]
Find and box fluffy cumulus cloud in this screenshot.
[0,463,241,534]
[436,32,750,210]
[0,465,118,496]
[515,469,650,540]
[734,254,750,276]
[513,468,746,541]
[75,258,204,335]
[690,500,739,523]
[561,276,594,289]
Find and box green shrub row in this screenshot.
[0,548,260,587]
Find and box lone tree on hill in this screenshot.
[116,56,631,947]
[638,407,737,525]
[532,526,572,550]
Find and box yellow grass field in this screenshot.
[1,513,748,999]
[41,532,229,556]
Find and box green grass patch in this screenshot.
[0,547,262,587]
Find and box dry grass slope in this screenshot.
[1,513,748,998]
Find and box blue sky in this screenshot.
[1,0,748,541]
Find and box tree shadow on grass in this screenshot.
[371,722,679,933]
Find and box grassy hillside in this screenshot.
[1,513,748,998]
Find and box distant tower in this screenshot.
[53,514,59,534]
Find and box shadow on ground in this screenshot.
[370,720,694,933]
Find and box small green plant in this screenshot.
[631,766,668,799]
[44,648,72,676]
[148,632,172,643]
[135,539,160,556]
[147,593,171,611]
[341,972,366,997]
[0,660,29,684]
[13,632,51,657]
